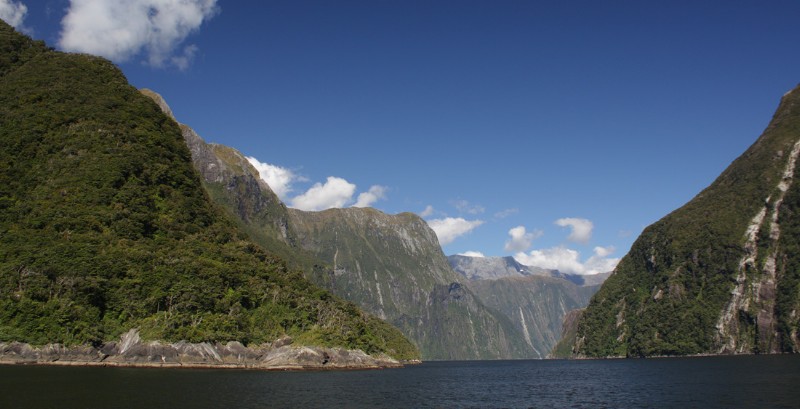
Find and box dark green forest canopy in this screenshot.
[0,21,417,360]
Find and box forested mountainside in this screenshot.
[573,84,800,357]
[0,21,417,361]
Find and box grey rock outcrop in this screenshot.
[0,329,403,369]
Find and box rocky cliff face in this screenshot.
[573,84,800,357]
[551,309,585,358]
[448,255,604,358]
[289,208,536,360]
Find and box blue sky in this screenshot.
[5,0,800,274]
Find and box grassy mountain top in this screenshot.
[0,21,417,361]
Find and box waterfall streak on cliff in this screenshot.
[715,138,800,353]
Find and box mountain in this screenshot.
[448,255,605,357]
[448,255,612,286]
[0,21,417,362]
[572,84,800,357]
[288,208,536,360]
[550,309,585,358]
[448,255,551,280]
[139,90,316,270]
[141,90,535,360]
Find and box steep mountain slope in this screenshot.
[140,90,311,269]
[448,256,603,357]
[573,84,800,357]
[0,22,417,361]
[551,309,585,358]
[288,208,536,360]
[142,90,534,360]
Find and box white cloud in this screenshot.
[593,245,615,258]
[453,199,485,215]
[246,156,303,200]
[353,185,387,208]
[503,225,543,252]
[494,208,518,219]
[427,217,484,246]
[584,246,620,275]
[58,0,218,69]
[514,246,620,275]
[458,251,485,258]
[247,156,389,212]
[290,176,357,211]
[0,0,27,29]
[419,205,435,218]
[555,217,594,244]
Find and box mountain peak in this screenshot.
[448,254,550,281]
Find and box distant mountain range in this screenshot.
[570,83,800,357]
[448,255,608,357]
[449,255,611,287]
[142,89,610,360]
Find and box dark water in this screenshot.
[2,355,799,408]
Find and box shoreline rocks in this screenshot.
[0,329,409,370]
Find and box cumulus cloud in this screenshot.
[555,217,594,244]
[58,0,218,69]
[427,217,484,246]
[0,0,27,29]
[246,156,304,200]
[453,199,485,215]
[247,156,389,212]
[514,246,620,275]
[503,225,543,252]
[290,176,356,211]
[458,251,485,258]
[419,205,435,218]
[353,185,387,208]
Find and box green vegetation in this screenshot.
[0,21,418,361]
[574,84,800,357]
[774,170,800,352]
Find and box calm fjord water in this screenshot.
[2,355,799,408]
